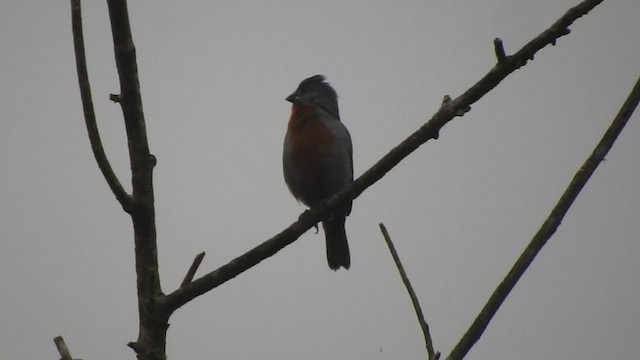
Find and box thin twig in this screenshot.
[446,76,640,360]
[181,252,206,287]
[380,223,439,360]
[159,0,605,315]
[70,0,132,212]
[53,336,73,360]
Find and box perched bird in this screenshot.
[283,75,353,270]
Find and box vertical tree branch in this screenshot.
[70,0,131,211]
[447,76,640,360]
[380,223,439,360]
[105,1,165,359]
[493,38,506,63]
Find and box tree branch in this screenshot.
[70,0,132,212]
[181,252,206,287]
[53,336,74,360]
[380,223,439,360]
[446,75,640,360]
[105,1,164,359]
[160,0,606,314]
[493,38,506,63]
[161,211,321,312]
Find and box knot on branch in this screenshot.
[551,27,571,45]
[441,95,471,117]
[127,341,141,353]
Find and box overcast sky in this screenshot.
[1,1,639,359]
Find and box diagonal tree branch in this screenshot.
[160,0,606,314]
[70,0,132,212]
[53,336,74,360]
[446,75,640,360]
[181,252,206,287]
[380,223,439,360]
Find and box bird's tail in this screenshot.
[323,216,351,270]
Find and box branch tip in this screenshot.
[493,38,507,62]
[379,223,437,359]
[181,252,206,287]
[53,336,73,360]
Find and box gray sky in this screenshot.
[2,1,639,359]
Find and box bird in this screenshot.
[283,75,353,270]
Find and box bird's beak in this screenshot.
[286,92,298,103]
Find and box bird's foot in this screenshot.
[298,210,320,233]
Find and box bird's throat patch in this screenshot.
[287,104,335,163]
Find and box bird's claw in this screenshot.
[298,210,320,234]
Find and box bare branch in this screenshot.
[105,1,164,358]
[70,0,132,212]
[53,336,74,360]
[446,75,640,360]
[380,223,439,360]
[493,38,506,63]
[73,0,163,358]
[181,252,206,287]
[106,0,161,293]
[160,0,606,314]
[105,0,155,201]
[161,213,318,312]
